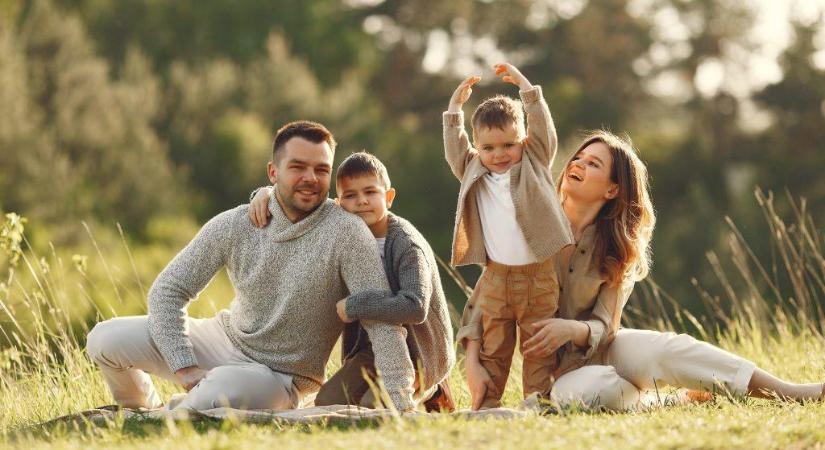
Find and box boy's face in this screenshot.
[473,122,525,174]
[336,175,396,228]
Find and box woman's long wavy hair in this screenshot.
[557,130,656,287]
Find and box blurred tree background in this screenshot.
[1,0,824,329]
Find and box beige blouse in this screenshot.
[457,224,635,377]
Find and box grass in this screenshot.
[1,188,824,449]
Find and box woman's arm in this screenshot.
[580,280,635,359]
[521,317,590,358]
[521,280,635,359]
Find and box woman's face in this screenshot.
[560,141,618,205]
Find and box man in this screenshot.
[86,120,416,411]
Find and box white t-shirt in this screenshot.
[475,170,536,265]
[375,237,386,263]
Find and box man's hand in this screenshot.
[249,186,274,228]
[175,366,208,391]
[336,298,354,323]
[494,63,532,91]
[448,75,481,113]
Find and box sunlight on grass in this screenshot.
[1,189,824,448]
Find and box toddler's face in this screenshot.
[336,175,394,227]
[474,123,524,174]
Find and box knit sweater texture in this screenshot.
[147,194,415,409]
[343,213,456,392]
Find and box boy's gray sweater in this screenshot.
[147,196,415,409]
[343,214,456,392]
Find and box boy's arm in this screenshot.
[337,222,416,411]
[248,185,273,228]
[443,76,481,180]
[148,209,235,373]
[345,244,432,325]
[494,63,558,168]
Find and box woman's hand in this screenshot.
[464,340,496,410]
[249,186,274,227]
[522,318,590,359]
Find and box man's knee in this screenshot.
[86,316,154,368]
[178,365,294,411]
[86,319,118,363]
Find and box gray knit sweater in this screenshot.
[342,214,456,392]
[147,195,415,409]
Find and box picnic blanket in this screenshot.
[32,404,529,431]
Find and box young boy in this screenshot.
[249,152,456,411]
[445,63,574,409]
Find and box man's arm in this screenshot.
[344,244,432,325]
[337,221,416,411]
[443,75,481,180]
[147,209,235,375]
[494,63,558,168]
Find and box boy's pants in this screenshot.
[86,315,300,411]
[476,258,559,409]
[314,346,437,407]
[549,328,757,410]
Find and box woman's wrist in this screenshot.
[570,320,591,348]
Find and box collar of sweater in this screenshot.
[266,190,335,242]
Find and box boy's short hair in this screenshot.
[272,120,337,162]
[471,95,525,137]
[336,151,391,189]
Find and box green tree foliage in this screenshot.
[1,0,824,316]
[2,0,184,243]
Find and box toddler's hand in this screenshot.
[494,63,531,91]
[249,186,273,228]
[448,75,481,113]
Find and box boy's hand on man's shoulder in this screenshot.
[448,75,481,113]
[494,63,532,91]
[249,186,273,228]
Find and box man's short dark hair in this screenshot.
[272,120,337,162]
[471,95,525,136]
[336,151,391,189]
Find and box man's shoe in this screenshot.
[423,380,456,413]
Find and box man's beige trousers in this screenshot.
[86,315,299,411]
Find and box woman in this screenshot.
[462,130,825,410]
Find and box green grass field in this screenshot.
[2,191,824,449]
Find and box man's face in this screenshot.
[336,175,395,229]
[474,122,525,174]
[267,137,333,221]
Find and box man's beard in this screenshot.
[277,182,327,218]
